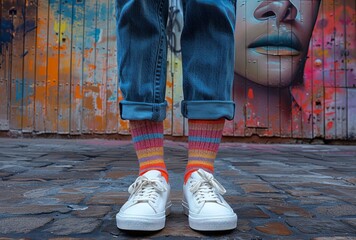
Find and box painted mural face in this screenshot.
[234,0,321,87]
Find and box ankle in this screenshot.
[184,170,194,184]
[160,171,169,183]
[184,167,214,184]
[140,169,169,183]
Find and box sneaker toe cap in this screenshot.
[122,202,157,216]
[199,202,234,216]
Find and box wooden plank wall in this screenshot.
[0,0,10,130]
[0,0,355,140]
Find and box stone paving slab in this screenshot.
[0,138,355,239]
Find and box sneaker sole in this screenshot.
[116,201,172,231]
[182,201,237,231]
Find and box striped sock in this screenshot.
[184,119,225,183]
[130,120,168,182]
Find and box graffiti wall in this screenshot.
[0,0,355,139]
[232,0,356,139]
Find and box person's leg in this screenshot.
[181,0,236,181]
[184,118,225,183]
[115,0,171,231]
[180,0,237,231]
[117,0,169,122]
[130,120,168,181]
[116,0,169,181]
[180,0,236,121]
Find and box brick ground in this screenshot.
[0,138,355,239]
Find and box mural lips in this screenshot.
[248,32,302,56]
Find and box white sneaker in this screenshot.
[116,170,171,231]
[182,169,237,231]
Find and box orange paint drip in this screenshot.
[47,55,59,81]
[166,81,173,88]
[166,97,173,105]
[84,48,94,58]
[37,65,47,76]
[35,86,46,98]
[96,97,102,110]
[74,85,82,99]
[27,59,35,72]
[95,115,104,126]
[120,120,129,129]
[88,64,96,71]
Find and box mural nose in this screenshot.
[254,0,297,26]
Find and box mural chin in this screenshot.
[234,0,321,87]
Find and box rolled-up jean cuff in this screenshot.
[119,100,168,121]
[181,100,235,120]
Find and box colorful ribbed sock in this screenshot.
[184,118,225,183]
[130,120,169,182]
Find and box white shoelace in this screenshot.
[189,169,226,204]
[128,176,167,204]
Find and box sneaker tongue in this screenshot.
[142,170,162,180]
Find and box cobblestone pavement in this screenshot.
[0,138,355,240]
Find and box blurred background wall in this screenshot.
[0,0,355,140]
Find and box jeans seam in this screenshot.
[154,0,166,105]
[151,0,166,121]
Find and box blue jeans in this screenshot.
[116,0,236,121]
